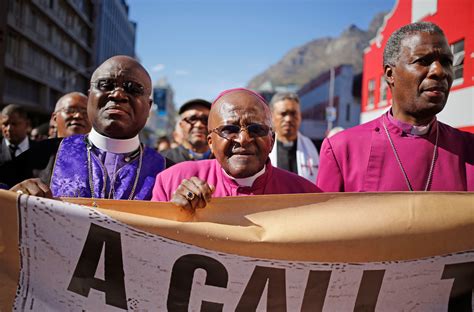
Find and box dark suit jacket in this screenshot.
[0,138,39,166]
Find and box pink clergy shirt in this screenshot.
[152,159,320,202]
[316,113,474,192]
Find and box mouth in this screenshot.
[231,149,255,156]
[67,122,85,128]
[422,85,447,97]
[104,105,130,117]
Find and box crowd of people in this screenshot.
[0,22,473,210]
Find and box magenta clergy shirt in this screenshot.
[316,113,474,192]
[152,159,320,202]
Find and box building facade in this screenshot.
[93,0,135,67]
[298,64,361,148]
[361,0,473,132]
[142,79,176,146]
[0,0,94,116]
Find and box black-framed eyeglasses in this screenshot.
[92,79,146,96]
[182,115,208,126]
[210,124,272,140]
[58,107,88,115]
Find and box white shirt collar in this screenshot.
[88,128,140,154]
[5,137,29,154]
[223,165,266,187]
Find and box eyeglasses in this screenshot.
[92,79,146,96]
[182,115,208,126]
[57,107,88,115]
[210,124,272,140]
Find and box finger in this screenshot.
[170,194,193,212]
[188,177,213,207]
[35,179,53,198]
[172,182,196,212]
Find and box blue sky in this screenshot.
[129,0,396,107]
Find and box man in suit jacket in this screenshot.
[0,104,34,165]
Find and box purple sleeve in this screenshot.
[316,138,344,192]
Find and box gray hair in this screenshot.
[269,92,300,110]
[383,21,446,67]
[1,104,28,120]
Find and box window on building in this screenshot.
[451,39,464,82]
[380,76,387,103]
[346,103,351,122]
[367,79,375,110]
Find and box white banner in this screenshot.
[14,195,474,311]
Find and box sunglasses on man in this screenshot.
[92,79,146,96]
[210,124,272,140]
[181,115,209,126]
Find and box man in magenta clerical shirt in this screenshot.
[316,22,474,192]
[152,88,319,212]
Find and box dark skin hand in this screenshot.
[171,177,215,213]
[10,178,53,199]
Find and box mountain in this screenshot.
[247,12,387,90]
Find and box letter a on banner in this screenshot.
[67,223,127,310]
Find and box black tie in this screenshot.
[9,144,18,158]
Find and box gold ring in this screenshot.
[185,191,196,201]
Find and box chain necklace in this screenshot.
[87,144,143,199]
[382,120,439,191]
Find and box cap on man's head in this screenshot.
[178,99,212,115]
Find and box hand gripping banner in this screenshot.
[0,190,473,311]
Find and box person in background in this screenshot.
[52,92,91,138]
[152,88,319,212]
[268,92,319,183]
[0,104,34,165]
[317,22,474,192]
[155,135,171,152]
[30,123,49,141]
[171,119,183,148]
[161,99,212,163]
[1,55,171,199]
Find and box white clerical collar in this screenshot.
[223,165,266,187]
[88,128,140,154]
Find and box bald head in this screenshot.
[209,89,272,130]
[88,55,153,139]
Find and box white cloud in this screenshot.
[152,64,165,72]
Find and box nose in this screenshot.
[428,60,450,80]
[234,128,253,145]
[109,87,128,102]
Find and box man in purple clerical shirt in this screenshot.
[152,88,320,212]
[4,56,170,199]
[316,22,474,192]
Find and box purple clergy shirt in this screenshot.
[152,159,320,202]
[316,112,474,192]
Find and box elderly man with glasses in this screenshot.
[161,99,212,163]
[52,92,91,138]
[152,88,319,212]
[1,55,171,199]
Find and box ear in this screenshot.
[52,112,58,123]
[207,134,213,154]
[148,98,152,107]
[269,131,276,153]
[384,64,395,87]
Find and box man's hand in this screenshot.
[171,177,215,213]
[10,178,53,199]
